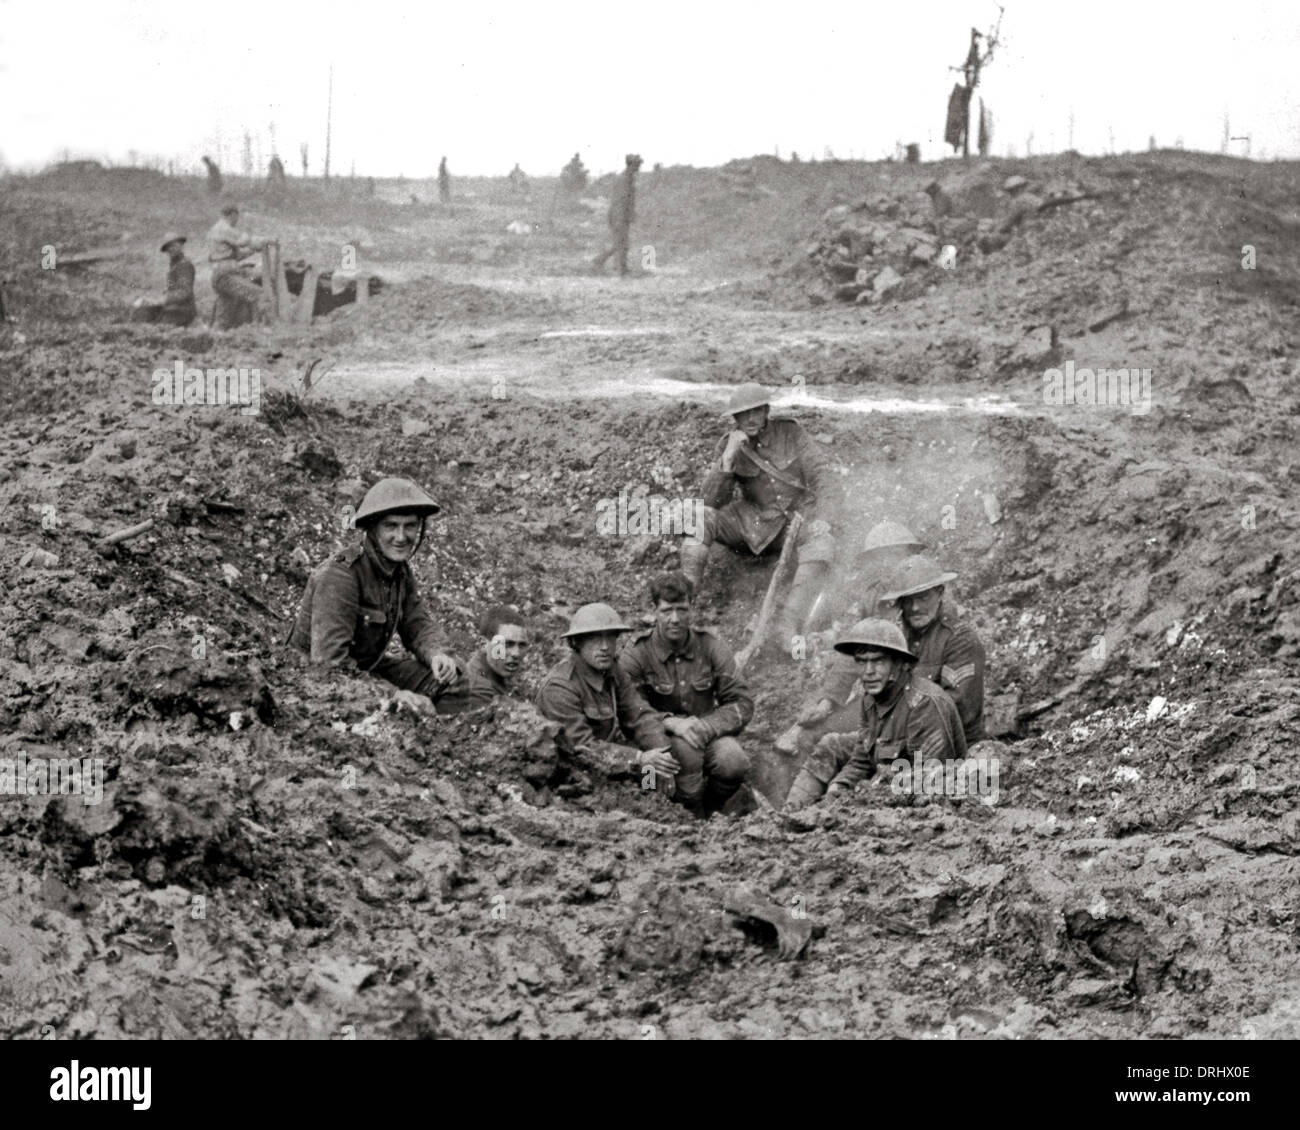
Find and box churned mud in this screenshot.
[2,153,1299,1039]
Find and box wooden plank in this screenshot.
[261,242,280,321]
[734,511,804,674]
[294,266,316,324]
[276,245,292,321]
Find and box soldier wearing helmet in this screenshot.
[879,554,986,744]
[131,233,197,327]
[287,478,467,709]
[793,520,925,740]
[618,572,754,816]
[680,382,836,657]
[784,618,966,808]
[536,602,678,794]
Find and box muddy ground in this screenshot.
[2,153,1300,1039]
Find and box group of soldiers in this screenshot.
[133,203,272,329]
[136,152,641,328]
[288,383,988,813]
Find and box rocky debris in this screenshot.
[281,440,344,480]
[19,547,60,568]
[614,876,713,974]
[115,633,275,728]
[799,165,1106,304]
[1007,324,1058,368]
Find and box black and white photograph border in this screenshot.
[1,0,1298,1084]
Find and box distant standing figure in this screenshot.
[438,156,451,204]
[593,153,642,276]
[202,156,223,194]
[560,151,588,194]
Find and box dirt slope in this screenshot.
[1,153,1299,1040]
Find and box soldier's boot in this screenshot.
[768,561,830,661]
[679,539,711,596]
[701,737,749,813]
[703,775,740,813]
[783,768,827,810]
[668,737,706,818]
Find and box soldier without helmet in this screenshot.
[208,203,271,329]
[785,618,966,809]
[593,153,643,276]
[681,382,836,657]
[618,572,754,816]
[464,605,531,709]
[287,478,468,711]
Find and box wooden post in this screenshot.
[261,241,280,321]
[295,266,316,324]
[735,511,804,674]
[276,249,292,318]
[355,273,368,308]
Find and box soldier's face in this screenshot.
[654,599,692,645]
[899,585,943,631]
[373,514,421,563]
[487,624,530,678]
[852,649,901,697]
[732,405,769,439]
[576,632,620,670]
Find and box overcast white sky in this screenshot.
[4,0,1297,177]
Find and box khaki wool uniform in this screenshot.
[287,538,468,711]
[161,255,196,326]
[815,601,985,745]
[684,415,836,649]
[786,670,967,807]
[693,416,834,558]
[902,605,985,743]
[463,647,518,710]
[536,653,670,785]
[618,624,753,809]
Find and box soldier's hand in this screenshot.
[389,689,433,715]
[638,747,681,777]
[797,698,835,726]
[807,518,832,539]
[677,718,711,749]
[720,429,750,472]
[427,653,458,684]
